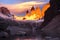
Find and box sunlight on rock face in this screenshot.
[13,3,50,21]
[42,3,50,17]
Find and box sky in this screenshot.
[0,0,49,4]
[0,0,50,16]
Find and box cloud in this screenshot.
[0,1,47,14]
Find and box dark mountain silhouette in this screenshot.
[36,0,60,29]
[26,10,29,14]
[0,7,13,17]
[31,6,35,11]
[36,0,60,37]
[0,7,17,32]
[40,0,60,29]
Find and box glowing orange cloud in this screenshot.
[0,1,47,14]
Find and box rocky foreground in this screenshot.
[0,15,60,40]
